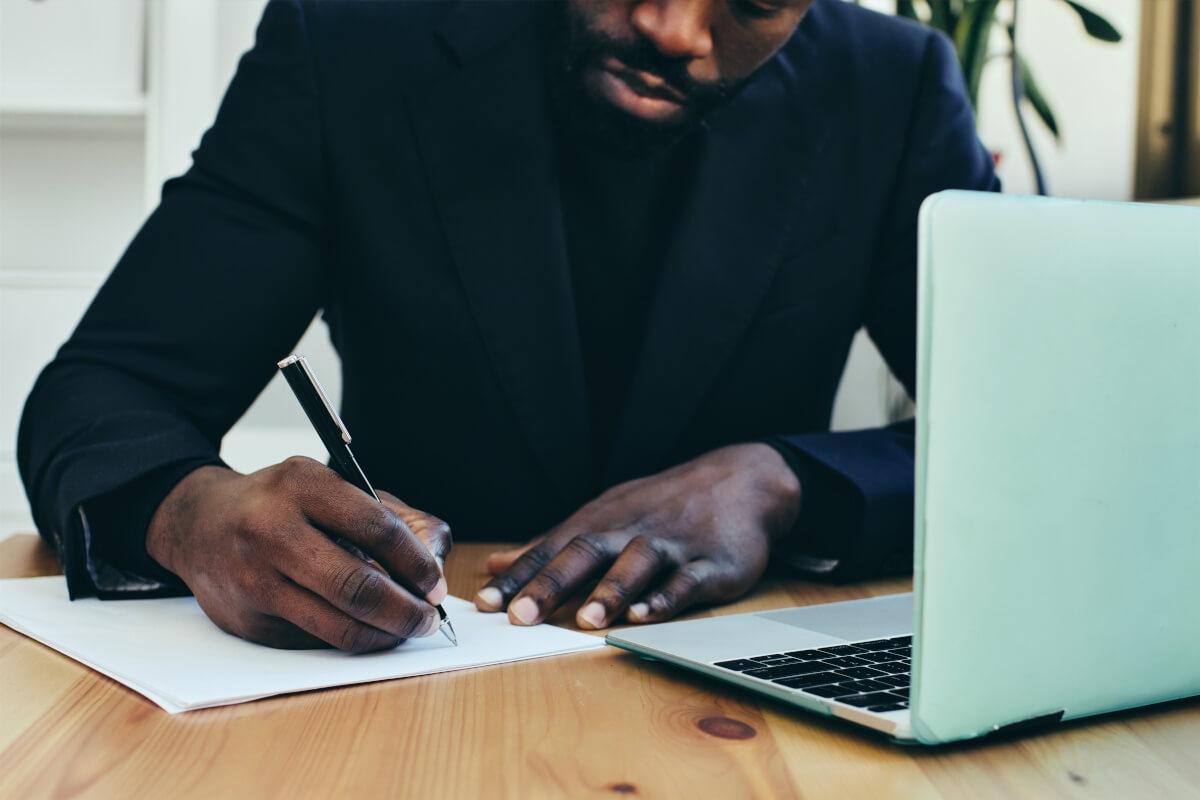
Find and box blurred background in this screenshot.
[1,0,1197,537]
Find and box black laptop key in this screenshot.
[822,656,870,668]
[890,647,912,658]
[840,691,901,708]
[773,671,842,689]
[837,679,890,693]
[783,650,826,660]
[853,639,898,651]
[887,686,910,699]
[861,651,906,663]
[832,667,886,680]
[867,703,908,713]
[713,659,764,672]
[816,645,868,657]
[886,636,912,647]
[803,684,855,698]
[874,661,910,674]
[743,661,828,680]
[879,674,910,687]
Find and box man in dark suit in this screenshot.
[18,0,997,651]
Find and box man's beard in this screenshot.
[546,4,744,155]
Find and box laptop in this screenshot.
[606,191,1200,745]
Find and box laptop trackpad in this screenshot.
[756,593,913,641]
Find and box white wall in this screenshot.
[977,0,1141,199]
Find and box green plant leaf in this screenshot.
[1057,0,1122,42]
[1019,57,1060,140]
[896,0,920,21]
[930,0,954,32]
[954,0,1001,108]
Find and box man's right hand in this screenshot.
[145,457,451,653]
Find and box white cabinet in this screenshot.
[0,0,338,538]
[0,0,145,109]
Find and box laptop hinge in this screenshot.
[988,709,1065,738]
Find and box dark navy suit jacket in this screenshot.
[18,0,998,598]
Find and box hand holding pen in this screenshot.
[144,454,454,653]
[278,354,458,646]
[144,353,457,653]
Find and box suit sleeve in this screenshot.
[769,30,1000,581]
[16,0,329,599]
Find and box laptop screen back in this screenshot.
[910,192,1200,744]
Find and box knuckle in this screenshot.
[397,606,433,639]
[627,534,660,557]
[376,490,404,507]
[660,569,702,607]
[234,567,265,600]
[492,545,553,594]
[276,455,321,488]
[361,509,402,551]
[673,566,703,594]
[336,565,386,616]
[282,454,320,474]
[519,545,554,572]
[598,574,635,601]
[237,501,278,540]
[411,549,442,593]
[533,569,568,598]
[565,532,607,563]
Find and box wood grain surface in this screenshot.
[1,534,1197,799]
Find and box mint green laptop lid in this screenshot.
[911,192,1200,745]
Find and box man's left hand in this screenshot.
[473,443,802,629]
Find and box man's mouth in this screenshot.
[587,57,691,124]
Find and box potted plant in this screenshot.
[891,0,1122,194]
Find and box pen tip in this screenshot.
[442,620,458,647]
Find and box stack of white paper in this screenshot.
[0,577,603,713]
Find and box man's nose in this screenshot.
[630,0,714,61]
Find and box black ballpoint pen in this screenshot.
[277,353,458,646]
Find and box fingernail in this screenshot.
[628,603,649,621]
[475,587,502,611]
[577,601,607,630]
[427,576,448,606]
[509,596,540,625]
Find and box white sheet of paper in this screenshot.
[0,577,603,713]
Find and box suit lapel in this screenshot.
[409,7,592,504]
[604,44,838,483]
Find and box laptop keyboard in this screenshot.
[713,636,912,713]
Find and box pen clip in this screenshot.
[280,354,351,444]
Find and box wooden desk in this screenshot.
[1,534,1197,799]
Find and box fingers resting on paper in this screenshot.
[471,444,797,631]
